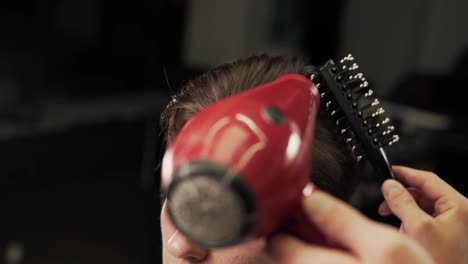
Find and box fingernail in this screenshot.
[383,180,401,198]
[302,183,315,197]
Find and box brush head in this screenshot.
[312,54,399,179]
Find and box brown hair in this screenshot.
[160,54,359,200]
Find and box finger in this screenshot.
[379,188,434,216]
[266,234,358,264]
[381,179,433,228]
[393,166,460,201]
[407,187,434,214]
[378,201,392,216]
[303,190,398,255]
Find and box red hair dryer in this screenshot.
[161,74,327,248]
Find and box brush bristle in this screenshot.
[312,54,399,178]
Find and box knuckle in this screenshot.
[382,236,410,260]
[434,195,453,214]
[384,238,433,264]
[423,172,439,187]
[462,198,468,209]
[456,199,468,217]
[426,172,439,179]
[318,203,340,225]
[317,204,350,233]
[411,216,434,235]
[390,191,414,210]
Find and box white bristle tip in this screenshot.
[355,73,363,79]
[350,63,359,70]
[343,54,354,61]
[371,108,385,117]
[365,89,374,97]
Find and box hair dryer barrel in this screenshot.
[161,74,321,248]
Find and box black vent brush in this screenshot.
[311,54,399,179]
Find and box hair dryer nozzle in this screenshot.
[167,161,256,248]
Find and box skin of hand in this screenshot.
[379,166,468,264]
[266,189,435,264]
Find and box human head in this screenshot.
[159,53,359,263]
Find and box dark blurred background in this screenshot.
[2,0,468,263]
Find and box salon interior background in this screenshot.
[2,0,468,263]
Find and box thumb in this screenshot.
[303,190,395,256]
[381,180,432,228]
